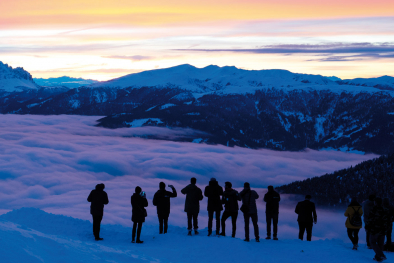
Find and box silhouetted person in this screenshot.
[345,197,363,250]
[204,178,224,236]
[87,183,109,241]
[153,182,177,234]
[220,182,240,238]
[295,195,317,241]
[240,182,260,242]
[264,185,280,240]
[364,194,376,249]
[181,177,203,235]
[131,186,148,243]
[366,197,389,262]
[383,198,394,251]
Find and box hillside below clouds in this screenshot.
[1,62,394,154]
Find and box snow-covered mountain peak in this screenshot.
[89,64,384,94]
[0,61,38,92]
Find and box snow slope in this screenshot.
[0,61,38,92]
[339,76,394,91]
[89,64,391,94]
[0,208,390,263]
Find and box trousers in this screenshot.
[92,215,103,239]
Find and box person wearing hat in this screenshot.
[240,182,260,242]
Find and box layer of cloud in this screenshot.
[0,115,377,241]
[179,42,394,61]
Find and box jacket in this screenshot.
[295,200,317,223]
[153,188,177,217]
[181,184,203,214]
[366,205,389,236]
[204,181,224,211]
[363,200,375,226]
[222,189,241,212]
[240,189,259,214]
[345,203,363,229]
[87,184,109,216]
[264,190,280,214]
[131,193,148,223]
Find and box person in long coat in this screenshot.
[131,186,148,243]
[181,177,203,235]
[240,182,260,242]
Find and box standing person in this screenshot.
[383,198,394,251]
[344,197,363,250]
[367,197,389,262]
[295,195,317,241]
[87,183,109,241]
[204,178,224,236]
[220,182,241,238]
[240,182,260,242]
[181,177,203,236]
[363,194,376,249]
[153,182,177,234]
[264,185,280,240]
[131,186,148,243]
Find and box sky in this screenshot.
[0,0,394,81]
[0,114,377,240]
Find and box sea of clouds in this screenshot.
[0,115,378,241]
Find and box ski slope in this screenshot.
[0,208,391,263]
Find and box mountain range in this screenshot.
[1,61,394,154]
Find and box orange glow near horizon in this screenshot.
[1,0,394,80]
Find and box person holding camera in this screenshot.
[240,182,260,242]
[153,182,177,234]
[131,186,148,243]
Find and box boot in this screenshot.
[194,230,199,235]
[136,240,144,244]
[244,238,250,242]
[256,237,260,242]
[188,230,192,236]
[265,236,271,240]
[219,232,226,236]
[207,230,212,236]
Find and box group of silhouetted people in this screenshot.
[87,180,393,261]
[344,194,394,262]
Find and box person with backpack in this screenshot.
[152,182,177,234]
[181,177,203,236]
[131,186,148,243]
[295,195,317,241]
[204,178,224,236]
[345,197,363,250]
[220,182,241,238]
[240,182,260,242]
[87,183,109,241]
[383,198,394,251]
[264,185,280,240]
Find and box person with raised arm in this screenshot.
[87,183,109,241]
[131,186,148,243]
[181,177,203,236]
[153,182,177,234]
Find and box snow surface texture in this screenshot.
[0,61,38,92]
[0,115,376,242]
[89,64,394,94]
[0,208,390,263]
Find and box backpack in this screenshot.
[350,207,362,227]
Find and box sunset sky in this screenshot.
[1,0,393,80]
